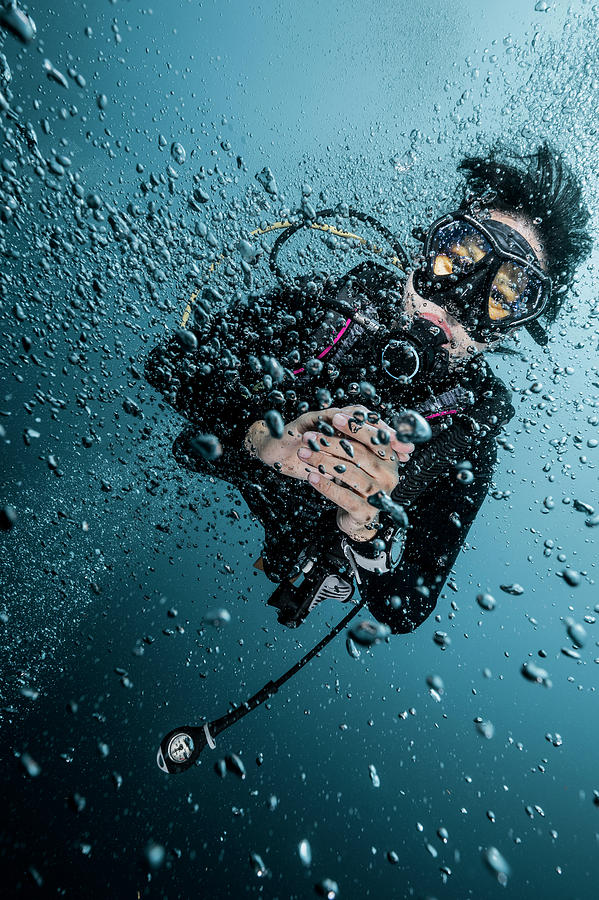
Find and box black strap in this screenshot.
[525,319,548,346]
[207,595,367,739]
[269,207,410,283]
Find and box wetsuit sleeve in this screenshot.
[144,323,267,490]
[358,432,498,633]
[391,369,514,504]
[354,375,514,633]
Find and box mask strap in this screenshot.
[525,319,548,345]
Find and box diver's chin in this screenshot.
[445,338,484,366]
[415,310,453,344]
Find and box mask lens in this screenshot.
[488,262,543,323]
[429,221,492,277]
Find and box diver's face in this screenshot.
[403,210,547,362]
[402,276,486,360]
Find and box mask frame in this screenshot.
[413,211,552,344]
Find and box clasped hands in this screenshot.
[245,406,415,543]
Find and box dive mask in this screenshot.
[412,211,551,345]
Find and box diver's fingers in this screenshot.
[300,431,391,479]
[292,406,415,463]
[327,409,415,462]
[298,454,375,497]
[298,443,399,496]
[306,471,374,525]
[292,407,344,437]
[391,439,416,464]
[291,406,415,465]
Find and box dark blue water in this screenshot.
[1,1,598,897]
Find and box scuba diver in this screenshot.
[145,143,592,634]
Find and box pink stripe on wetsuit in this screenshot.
[293,317,352,375]
[424,410,457,419]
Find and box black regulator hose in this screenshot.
[157,596,367,774]
[269,207,410,283]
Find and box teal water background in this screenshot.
[1,1,599,897]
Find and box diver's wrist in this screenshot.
[337,512,379,542]
[347,526,377,543]
[342,520,406,575]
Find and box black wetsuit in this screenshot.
[145,262,514,633]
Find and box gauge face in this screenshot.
[167,732,194,763]
[390,529,406,568]
[381,340,419,380]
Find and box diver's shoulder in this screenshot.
[465,357,515,428]
[463,355,511,395]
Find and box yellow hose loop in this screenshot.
[180,220,403,327]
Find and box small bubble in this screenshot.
[249,852,268,878]
[20,753,41,777]
[145,842,165,869]
[483,846,511,884]
[171,142,186,165]
[368,764,380,788]
[476,719,495,739]
[298,839,312,867]
[476,592,496,611]
[315,878,339,899]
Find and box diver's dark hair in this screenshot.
[458,142,593,323]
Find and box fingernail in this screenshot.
[308,472,320,485]
[303,431,318,442]
[298,447,311,460]
[332,414,348,427]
